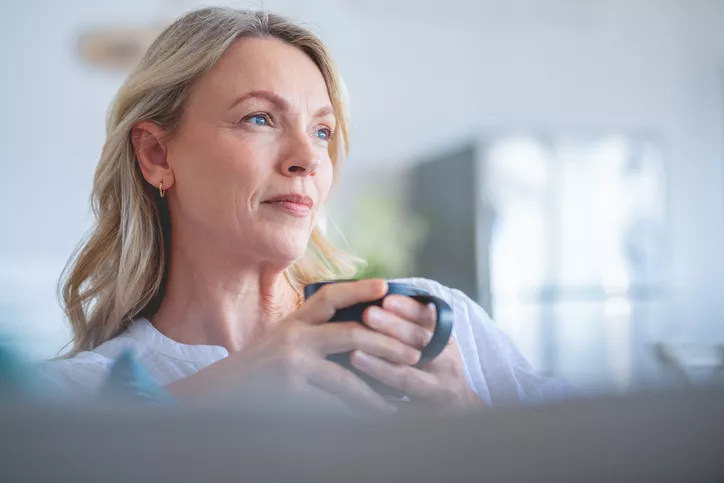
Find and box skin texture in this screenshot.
[131,37,482,412]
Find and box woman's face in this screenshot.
[165,37,336,267]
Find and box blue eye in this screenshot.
[315,128,332,141]
[245,114,270,126]
[247,116,269,126]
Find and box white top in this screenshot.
[40,278,573,406]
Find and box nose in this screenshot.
[280,134,321,178]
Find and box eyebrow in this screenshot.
[231,90,335,119]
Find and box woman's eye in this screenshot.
[244,114,271,126]
[315,128,333,141]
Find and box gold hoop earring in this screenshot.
[159,180,165,198]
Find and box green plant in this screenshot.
[345,193,428,279]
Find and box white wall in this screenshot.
[1,0,723,356]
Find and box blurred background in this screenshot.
[1,0,724,394]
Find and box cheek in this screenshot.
[207,134,271,182]
[315,161,335,203]
[170,131,268,221]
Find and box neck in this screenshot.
[150,239,300,353]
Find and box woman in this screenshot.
[44,7,569,412]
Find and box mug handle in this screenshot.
[407,294,454,365]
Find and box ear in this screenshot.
[131,121,175,192]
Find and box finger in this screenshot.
[363,306,433,349]
[349,351,447,400]
[313,322,421,366]
[300,279,388,324]
[418,346,458,372]
[305,357,397,414]
[382,295,437,332]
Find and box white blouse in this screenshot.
[40,278,573,406]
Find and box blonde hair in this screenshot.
[61,7,359,355]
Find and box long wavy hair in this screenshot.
[60,7,359,355]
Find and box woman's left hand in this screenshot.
[351,295,485,410]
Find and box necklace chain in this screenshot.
[284,271,304,310]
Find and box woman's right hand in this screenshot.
[166,279,418,413]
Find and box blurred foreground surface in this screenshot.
[1,386,723,483]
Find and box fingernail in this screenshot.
[366,306,384,326]
[353,350,371,368]
[384,296,401,311]
[408,349,422,365]
[372,279,388,294]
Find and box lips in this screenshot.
[262,193,314,217]
[263,193,314,207]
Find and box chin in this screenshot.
[264,232,311,265]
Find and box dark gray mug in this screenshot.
[304,280,454,398]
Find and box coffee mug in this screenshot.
[304,280,454,398]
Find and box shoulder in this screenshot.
[38,330,148,395]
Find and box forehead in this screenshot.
[193,36,332,109]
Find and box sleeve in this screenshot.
[36,349,176,405]
[36,352,114,398]
[449,287,577,407]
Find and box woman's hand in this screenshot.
[166,280,418,413]
[352,295,484,410]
